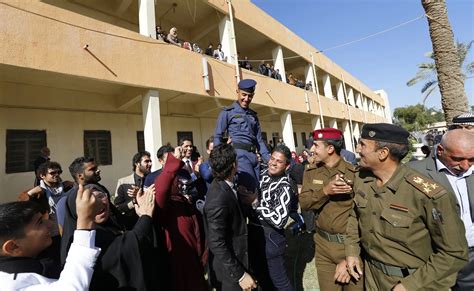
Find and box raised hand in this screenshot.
[76,184,102,230]
[323,174,353,195]
[135,184,155,217]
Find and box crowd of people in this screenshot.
[155,25,312,91]
[0,77,473,291]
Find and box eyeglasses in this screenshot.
[48,170,62,175]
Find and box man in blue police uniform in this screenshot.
[214,79,270,191]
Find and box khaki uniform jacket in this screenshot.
[299,158,357,234]
[345,165,468,290]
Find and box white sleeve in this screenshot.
[24,230,101,291]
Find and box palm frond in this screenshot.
[457,40,474,65]
[421,80,438,94]
[421,85,438,105]
[407,71,433,86]
[466,61,474,74]
[418,62,436,70]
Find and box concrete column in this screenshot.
[342,121,353,152]
[142,90,162,171]
[138,0,156,38]
[362,95,368,111]
[355,92,362,109]
[280,111,295,152]
[311,116,322,130]
[218,16,237,64]
[305,64,316,93]
[329,119,338,129]
[336,81,345,103]
[353,122,361,144]
[347,87,355,106]
[272,45,287,83]
[375,90,392,122]
[322,74,332,98]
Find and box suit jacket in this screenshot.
[407,154,474,216]
[204,179,249,288]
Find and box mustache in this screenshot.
[452,165,463,171]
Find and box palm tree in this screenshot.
[417,0,470,124]
[407,40,474,105]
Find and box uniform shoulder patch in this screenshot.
[405,173,444,198]
[305,164,317,171]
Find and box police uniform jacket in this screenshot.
[214,101,270,161]
[345,165,468,290]
[300,158,357,234]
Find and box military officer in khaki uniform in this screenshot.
[346,123,468,291]
[300,128,363,291]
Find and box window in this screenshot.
[301,132,307,148]
[84,130,112,165]
[293,132,298,147]
[177,131,193,145]
[6,130,47,173]
[137,131,145,152]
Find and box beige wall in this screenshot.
[0,1,389,122]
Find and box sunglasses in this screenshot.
[48,170,62,175]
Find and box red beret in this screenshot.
[312,128,343,141]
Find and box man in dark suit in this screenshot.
[204,144,256,291]
[408,129,474,290]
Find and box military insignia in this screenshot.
[318,133,323,138]
[389,204,409,212]
[368,131,376,137]
[413,176,425,184]
[312,179,324,185]
[233,114,242,118]
[406,174,443,198]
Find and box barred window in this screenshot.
[84,130,112,165]
[6,130,47,173]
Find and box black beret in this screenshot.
[361,123,409,145]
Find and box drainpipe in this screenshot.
[227,0,240,83]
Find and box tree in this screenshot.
[407,40,474,104]
[419,0,469,125]
[393,104,444,132]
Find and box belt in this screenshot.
[316,228,346,244]
[367,256,417,278]
[233,143,257,152]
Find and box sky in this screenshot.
[252,0,474,112]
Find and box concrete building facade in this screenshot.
[0,0,390,202]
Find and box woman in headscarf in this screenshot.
[61,183,159,291]
[154,146,207,291]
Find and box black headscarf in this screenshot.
[60,183,160,291]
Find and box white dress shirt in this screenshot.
[0,230,101,291]
[436,158,474,247]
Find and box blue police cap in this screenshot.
[238,79,257,93]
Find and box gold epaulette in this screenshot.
[405,173,444,198]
